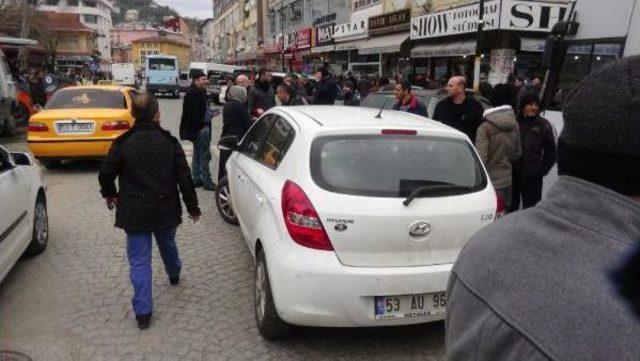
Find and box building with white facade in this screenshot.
[39,0,115,69]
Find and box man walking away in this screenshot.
[445,55,640,361]
[433,76,484,143]
[313,67,339,105]
[179,71,215,190]
[342,81,360,106]
[392,81,428,116]
[99,93,201,330]
[276,83,307,106]
[510,93,556,211]
[220,86,251,181]
[248,68,275,115]
[475,105,521,210]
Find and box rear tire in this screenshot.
[41,160,62,169]
[24,194,48,257]
[255,250,290,339]
[215,177,238,225]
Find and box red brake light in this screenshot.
[381,129,417,135]
[495,191,506,220]
[28,122,48,132]
[281,180,333,251]
[102,121,131,131]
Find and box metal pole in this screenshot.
[473,0,485,93]
[281,1,285,72]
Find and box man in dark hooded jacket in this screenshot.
[313,67,338,105]
[248,68,275,115]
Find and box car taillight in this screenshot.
[28,122,48,132]
[495,191,506,220]
[381,129,417,135]
[102,120,131,131]
[281,180,333,251]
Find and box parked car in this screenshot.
[112,63,137,88]
[0,145,48,283]
[27,85,137,168]
[216,105,500,338]
[361,89,490,117]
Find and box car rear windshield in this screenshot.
[361,93,431,110]
[149,58,176,70]
[311,135,487,198]
[46,89,127,109]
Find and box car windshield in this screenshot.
[148,58,176,70]
[311,135,486,198]
[46,89,127,109]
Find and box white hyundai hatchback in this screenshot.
[217,106,499,338]
[0,145,48,283]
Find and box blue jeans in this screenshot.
[191,127,212,184]
[126,228,181,316]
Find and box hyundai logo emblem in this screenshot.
[335,223,348,232]
[409,221,431,238]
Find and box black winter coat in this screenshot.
[222,99,251,139]
[248,80,275,112]
[343,91,360,106]
[180,86,208,142]
[433,96,484,143]
[515,114,557,180]
[314,75,339,105]
[99,122,201,232]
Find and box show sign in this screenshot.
[411,0,569,40]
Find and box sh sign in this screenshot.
[501,0,569,32]
[410,0,500,39]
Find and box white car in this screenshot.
[216,106,498,338]
[0,145,48,283]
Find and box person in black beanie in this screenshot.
[510,93,556,211]
[445,56,640,361]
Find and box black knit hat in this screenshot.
[558,56,640,195]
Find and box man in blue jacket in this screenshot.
[392,80,428,117]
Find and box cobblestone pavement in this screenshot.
[0,96,445,361]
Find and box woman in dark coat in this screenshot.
[219,85,251,181]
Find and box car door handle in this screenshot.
[255,194,265,204]
[237,174,246,182]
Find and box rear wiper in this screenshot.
[403,184,472,206]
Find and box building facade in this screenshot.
[131,35,191,71]
[40,11,98,72]
[39,0,115,70]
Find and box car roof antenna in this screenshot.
[375,98,390,119]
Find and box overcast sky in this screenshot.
[154,0,212,19]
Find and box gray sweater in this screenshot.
[446,176,640,361]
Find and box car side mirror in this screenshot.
[218,135,239,151]
[11,152,32,166]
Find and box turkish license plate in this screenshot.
[374,292,446,319]
[56,121,94,134]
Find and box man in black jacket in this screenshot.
[510,93,557,210]
[392,80,428,116]
[179,72,215,190]
[99,93,201,330]
[313,67,338,105]
[433,76,484,143]
[219,85,251,180]
[248,68,275,115]
[276,83,307,106]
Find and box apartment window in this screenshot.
[83,0,97,7]
[354,0,381,11]
[84,15,98,23]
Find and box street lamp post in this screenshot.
[280,1,285,72]
[473,0,485,93]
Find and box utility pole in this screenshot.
[18,0,35,69]
[280,0,285,72]
[473,0,485,93]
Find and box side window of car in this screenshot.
[256,116,295,169]
[0,148,12,174]
[240,114,276,159]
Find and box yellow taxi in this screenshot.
[28,86,137,168]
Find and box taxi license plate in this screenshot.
[56,121,94,134]
[374,292,446,320]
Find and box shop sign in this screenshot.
[316,23,335,47]
[488,48,516,85]
[501,0,569,33]
[296,28,312,49]
[334,18,368,40]
[369,9,411,35]
[410,0,500,40]
[313,13,337,26]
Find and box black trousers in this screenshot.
[510,172,543,212]
[217,149,232,181]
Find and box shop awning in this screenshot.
[335,39,367,52]
[312,44,335,54]
[411,40,476,58]
[358,33,408,55]
[520,38,546,52]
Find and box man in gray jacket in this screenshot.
[446,56,640,360]
[475,105,521,208]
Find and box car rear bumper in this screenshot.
[266,240,452,328]
[147,84,179,92]
[28,138,115,159]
